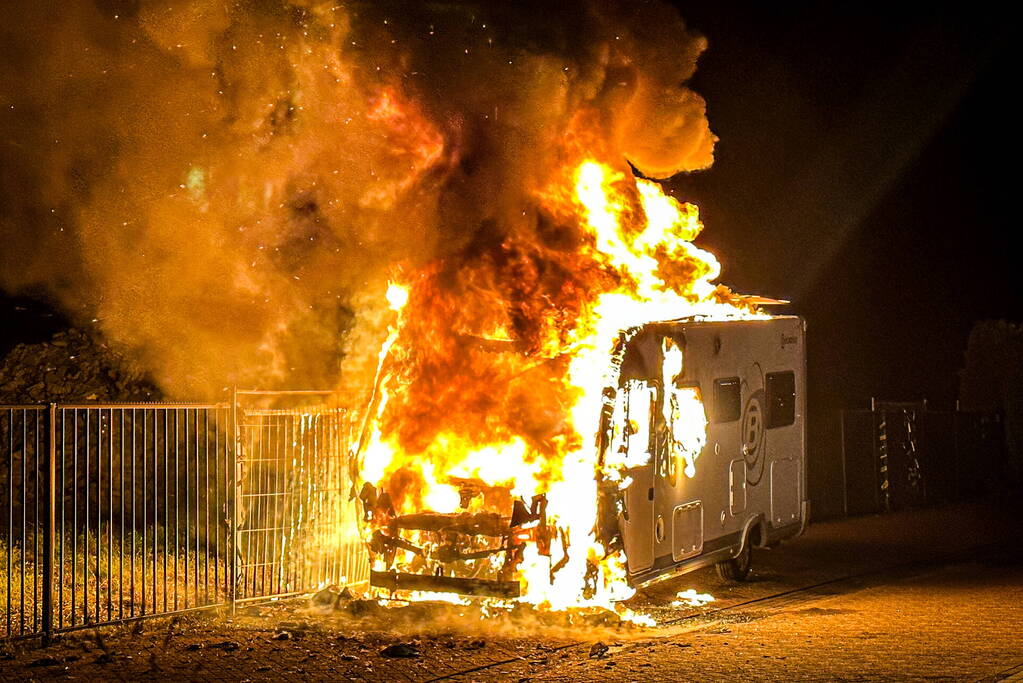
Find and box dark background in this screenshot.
[2,1,1019,519]
[668,1,1020,517]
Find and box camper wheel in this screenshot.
[715,537,753,582]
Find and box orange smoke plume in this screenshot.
[1,0,743,611]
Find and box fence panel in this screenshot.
[2,395,369,641]
[1,406,47,639]
[234,400,368,602]
[51,405,232,633]
[841,404,1006,514]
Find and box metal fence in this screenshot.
[1,406,46,639]
[1,392,368,641]
[233,391,367,604]
[840,400,1005,515]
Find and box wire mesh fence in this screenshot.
[234,392,368,603]
[1,393,368,641]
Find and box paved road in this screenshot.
[2,503,1021,681]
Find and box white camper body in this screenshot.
[605,315,808,585]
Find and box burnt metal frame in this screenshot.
[1,391,363,642]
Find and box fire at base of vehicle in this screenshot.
[360,485,549,599]
[349,154,800,612]
[358,313,807,606]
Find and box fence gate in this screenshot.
[232,391,368,604]
[1,391,369,642]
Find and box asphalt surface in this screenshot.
[2,502,1021,681]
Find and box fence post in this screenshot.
[871,400,883,513]
[42,403,56,643]
[229,388,238,615]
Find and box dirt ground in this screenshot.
[2,503,1021,681]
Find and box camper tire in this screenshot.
[715,540,752,582]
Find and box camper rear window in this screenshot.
[712,377,741,423]
[766,371,796,428]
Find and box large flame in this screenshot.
[0,0,744,616]
[358,154,758,612]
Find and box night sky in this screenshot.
[1,1,1018,518]
[668,1,1019,516]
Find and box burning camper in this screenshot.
[1,0,811,626]
[599,315,807,585]
[350,157,803,610]
[358,313,807,602]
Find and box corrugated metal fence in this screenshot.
[0,391,368,641]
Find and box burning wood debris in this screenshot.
[1,0,773,621]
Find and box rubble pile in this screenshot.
[0,328,159,404]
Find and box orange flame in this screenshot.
[358,155,760,612]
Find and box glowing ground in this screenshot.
[2,502,1020,681]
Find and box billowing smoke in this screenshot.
[0,0,714,400]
